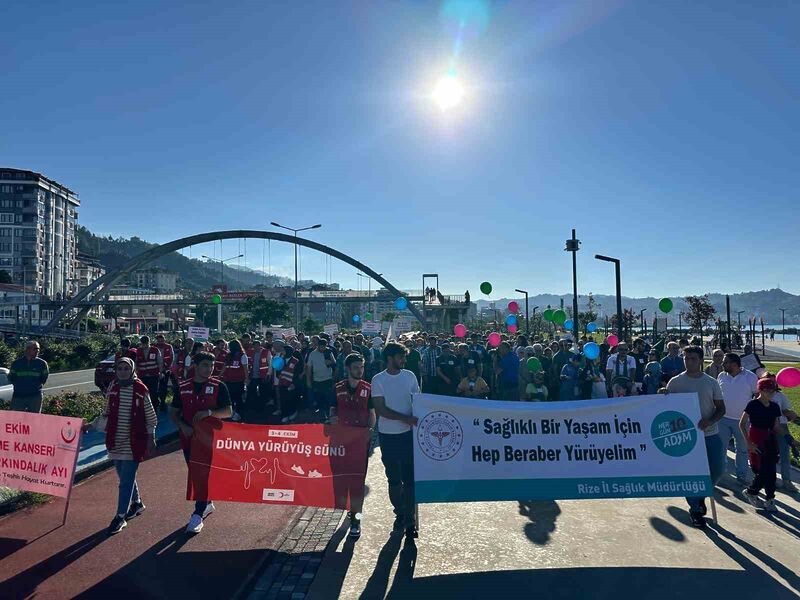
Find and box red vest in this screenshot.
[334,379,372,427]
[213,350,228,377]
[136,346,161,378]
[105,379,152,462]
[244,345,256,374]
[255,350,272,379]
[278,355,299,388]
[115,348,138,363]
[173,349,194,380]
[223,353,247,383]
[156,342,174,369]
[178,377,221,450]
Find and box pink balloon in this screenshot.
[508,324,518,333]
[776,367,800,388]
[607,334,619,347]
[454,323,467,338]
[488,332,502,347]
[508,301,519,314]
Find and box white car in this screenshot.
[0,367,12,403]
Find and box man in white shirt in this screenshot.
[306,337,337,422]
[371,342,420,538]
[717,353,758,485]
[606,343,637,396]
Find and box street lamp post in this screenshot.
[595,254,623,341]
[780,307,787,341]
[515,289,529,334]
[271,222,322,329]
[640,309,647,337]
[202,253,244,331]
[565,230,581,340]
[532,306,539,336]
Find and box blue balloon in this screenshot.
[564,319,574,331]
[505,314,517,326]
[583,342,600,360]
[586,322,598,333]
[395,297,408,311]
[353,315,360,323]
[271,356,285,370]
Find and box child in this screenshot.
[643,351,662,395]
[525,371,549,402]
[741,377,783,512]
[457,365,490,399]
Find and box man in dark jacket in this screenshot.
[8,341,49,412]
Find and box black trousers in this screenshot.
[183,448,212,516]
[141,376,160,411]
[379,431,415,526]
[226,381,245,413]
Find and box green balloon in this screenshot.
[553,309,567,326]
[366,312,373,320]
[526,357,542,373]
[543,308,555,322]
[211,294,222,305]
[480,281,493,295]
[659,298,673,314]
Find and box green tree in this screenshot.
[104,304,122,330]
[301,317,322,334]
[684,295,716,336]
[578,293,599,329]
[239,296,290,329]
[0,270,12,284]
[382,311,397,323]
[611,308,638,341]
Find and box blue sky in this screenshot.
[2,1,799,298]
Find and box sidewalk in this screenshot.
[0,441,302,599]
[307,447,800,599]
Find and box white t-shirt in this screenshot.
[774,391,790,425]
[307,349,333,382]
[717,369,758,419]
[371,369,420,435]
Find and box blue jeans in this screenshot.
[687,434,724,514]
[778,428,793,483]
[114,460,141,517]
[718,417,748,479]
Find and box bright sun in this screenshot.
[432,75,465,111]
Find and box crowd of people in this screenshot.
[5,325,798,538]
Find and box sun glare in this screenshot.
[433,75,465,111]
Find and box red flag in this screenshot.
[187,421,369,509]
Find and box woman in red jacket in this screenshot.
[84,357,158,535]
[223,339,249,422]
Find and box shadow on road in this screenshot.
[517,500,561,545]
[383,564,797,599]
[648,517,685,542]
[359,533,404,600]
[2,529,107,598]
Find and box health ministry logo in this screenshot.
[650,411,697,457]
[417,411,463,461]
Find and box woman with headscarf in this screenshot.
[83,357,158,535]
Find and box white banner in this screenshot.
[323,324,339,336]
[361,321,381,335]
[270,327,296,340]
[412,393,711,503]
[393,317,412,334]
[188,326,210,341]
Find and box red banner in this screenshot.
[187,421,370,510]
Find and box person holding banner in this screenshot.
[331,353,376,539]
[171,352,232,534]
[666,345,726,527]
[84,357,158,535]
[371,342,420,538]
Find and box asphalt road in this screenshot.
[0,441,302,599]
[42,368,98,396]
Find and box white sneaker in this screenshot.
[744,491,765,509]
[202,502,215,518]
[764,499,778,513]
[231,412,242,422]
[186,514,204,534]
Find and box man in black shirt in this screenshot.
[629,338,648,394]
[436,343,460,396]
[457,343,481,380]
